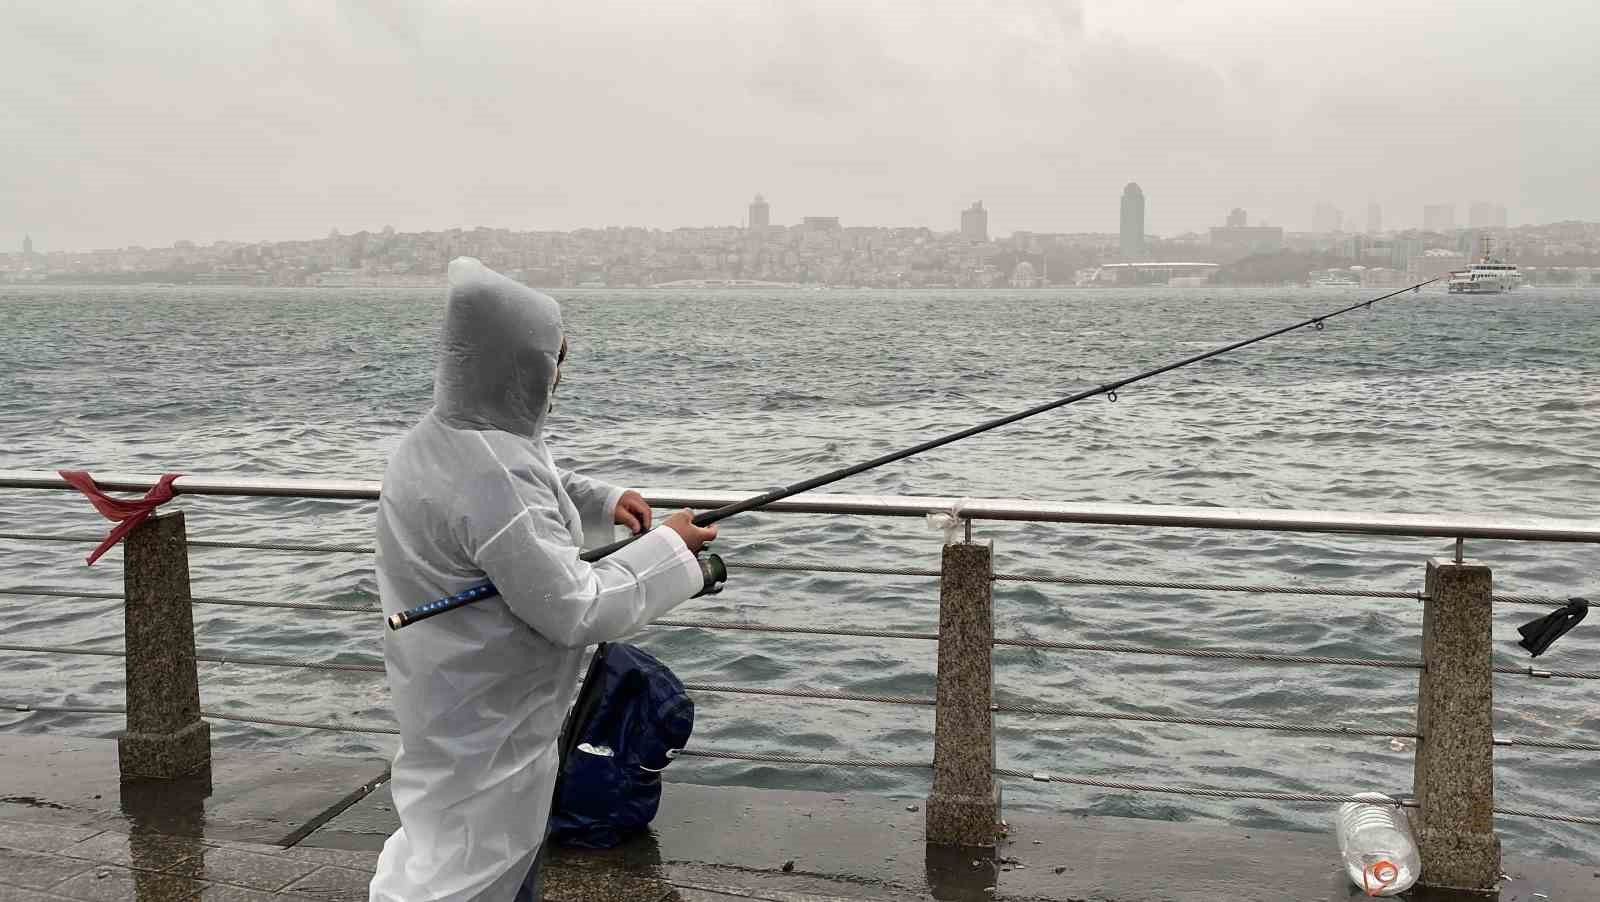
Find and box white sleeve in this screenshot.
[472,483,703,648]
[560,468,627,548]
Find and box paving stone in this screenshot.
[58,830,204,871]
[0,886,78,902]
[281,865,371,901]
[274,845,380,872]
[199,838,289,857]
[193,838,380,877]
[186,846,320,893]
[197,885,292,901]
[48,865,206,901]
[543,867,676,902]
[675,890,853,902]
[0,821,102,855]
[667,882,893,902]
[0,846,95,890]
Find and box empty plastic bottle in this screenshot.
[1335,792,1420,896]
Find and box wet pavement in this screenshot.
[0,815,375,900]
[1,734,1594,901]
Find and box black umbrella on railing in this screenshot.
[1519,598,1589,657]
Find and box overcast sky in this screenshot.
[5,1,1597,251]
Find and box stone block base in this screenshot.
[1417,827,1501,894]
[925,788,1001,847]
[119,719,211,779]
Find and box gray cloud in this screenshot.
[3,0,1595,251]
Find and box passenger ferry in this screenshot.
[1448,236,1521,293]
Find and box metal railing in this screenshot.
[4,469,1600,541]
[2,469,1597,889]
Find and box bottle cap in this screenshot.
[1364,859,1399,896]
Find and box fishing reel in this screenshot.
[694,552,728,598]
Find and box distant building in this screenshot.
[1120,183,1145,258]
[1010,260,1040,288]
[1367,203,1382,234]
[1468,202,1507,230]
[22,234,33,255]
[748,194,770,229]
[1312,203,1343,234]
[1336,234,1371,260]
[1100,261,1219,286]
[1226,208,1247,228]
[1209,224,1284,257]
[960,201,988,243]
[802,217,841,231]
[1389,237,1426,268]
[1423,204,1456,232]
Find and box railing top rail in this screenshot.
[0,470,382,501]
[4,469,1599,543]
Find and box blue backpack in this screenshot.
[549,643,693,848]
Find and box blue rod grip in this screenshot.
[387,581,501,630]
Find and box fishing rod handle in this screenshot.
[387,581,501,630]
[389,546,725,631]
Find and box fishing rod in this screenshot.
[389,278,1439,631]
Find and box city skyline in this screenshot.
[11,189,1560,258]
[5,3,1599,252]
[9,212,1599,292]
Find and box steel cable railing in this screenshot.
[680,684,934,708]
[993,636,1425,670]
[0,586,381,614]
[187,538,375,554]
[0,588,935,636]
[3,697,1594,825]
[653,619,938,642]
[673,748,932,769]
[1,526,1582,605]
[7,584,1589,678]
[995,571,1422,600]
[0,643,387,673]
[0,699,924,766]
[1,700,397,735]
[6,642,1597,750]
[1494,736,1600,752]
[10,698,1598,827]
[0,532,378,555]
[0,577,1572,617]
[993,769,1600,827]
[4,603,1598,680]
[991,702,1415,739]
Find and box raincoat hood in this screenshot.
[434,256,563,438]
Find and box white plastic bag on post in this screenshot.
[926,499,970,545]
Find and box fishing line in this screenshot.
[390,279,1439,630]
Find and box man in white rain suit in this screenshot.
[370,258,718,901]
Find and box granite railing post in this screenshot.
[119,511,211,779]
[1411,557,1500,893]
[925,538,1000,848]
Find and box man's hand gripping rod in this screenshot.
[388,279,1438,630]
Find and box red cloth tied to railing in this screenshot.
[58,470,183,565]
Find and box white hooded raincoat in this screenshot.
[370,258,705,901]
